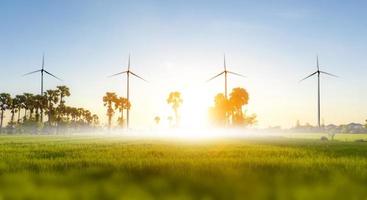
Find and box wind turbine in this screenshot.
[207,54,246,99]
[23,54,62,121]
[300,55,338,128]
[108,54,148,129]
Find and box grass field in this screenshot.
[0,134,367,200]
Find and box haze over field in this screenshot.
[1,1,367,128]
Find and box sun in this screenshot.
[179,88,211,129]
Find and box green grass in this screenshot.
[0,134,367,200]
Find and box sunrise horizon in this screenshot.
[2,1,367,129]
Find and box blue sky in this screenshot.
[1,0,367,128]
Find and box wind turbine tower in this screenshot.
[109,54,148,129]
[300,55,338,128]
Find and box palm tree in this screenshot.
[15,95,26,123]
[9,96,18,127]
[83,110,92,125]
[45,90,60,125]
[34,95,47,122]
[23,93,34,120]
[114,97,130,128]
[167,116,173,128]
[0,93,12,130]
[92,114,99,127]
[70,107,78,123]
[167,91,183,127]
[209,93,230,126]
[103,92,117,129]
[77,108,84,124]
[64,106,73,123]
[228,87,252,125]
[154,116,160,125]
[56,85,71,124]
[0,85,99,133]
[57,86,70,106]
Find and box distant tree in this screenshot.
[83,109,92,125]
[209,87,256,127]
[229,87,256,126]
[114,97,130,128]
[34,94,47,123]
[77,108,84,123]
[8,96,17,127]
[0,86,98,134]
[209,93,230,126]
[229,87,249,124]
[62,106,72,122]
[0,93,12,130]
[154,116,161,125]
[23,93,34,120]
[167,91,183,127]
[57,86,70,107]
[296,120,301,128]
[241,113,257,126]
[56,86,71,123]
[15,95,26,123]
[341,125,349,134]
[70,107,78,124]
[103,92,117,129]
[167,116,173,127]
[92,114,99,127]
[45,90,60,125]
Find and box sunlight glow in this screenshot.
[180,88,211,129]
[103,128,262,141]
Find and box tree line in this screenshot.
[209,87,257,127]
[101,87,255,129]
[103,92,130,129]
[102,90,185,129]
[1,85,255,133]
[0,86,99,134]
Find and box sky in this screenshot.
[1,0,367,128]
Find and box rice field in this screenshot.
[0,133,367,200]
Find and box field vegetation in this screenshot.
[0,134,366,200]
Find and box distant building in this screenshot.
[346,123,364,133]
[290,122,367,134]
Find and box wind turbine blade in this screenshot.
[320,71,338,78]
[42,53,45,70]
[130,71,148,82]
[224,54,227,71]
[228,71,246,78]
[316,55,319,71]
[44,70,62,81]
[206,71,225,82]
[108,71,127,77]
[23,70,41,76]
[128,54,131,71]
[300,71,317,82]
